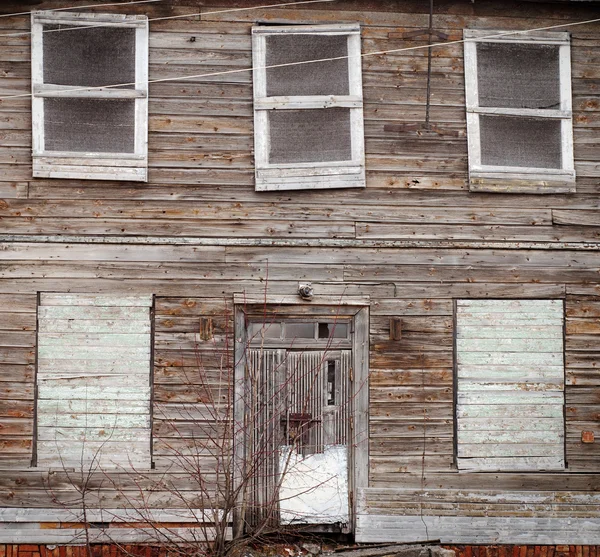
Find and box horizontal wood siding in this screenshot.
[0,0,599,546]
[0,294,36,468]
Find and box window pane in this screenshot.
[318,323,348,339]
[284,323,315,339]
[266,34,349,96]
[479,116,562,169]
[476,43,560,109]
[268,108,352,164]
[248,322,282,339]
[44,98,135,153]
[43,24,136,87]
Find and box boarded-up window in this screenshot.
[31,11,148,181]
[252,25,365,191]
[456,299,565,472]
[37,294,152,469]
[463,30,575,193]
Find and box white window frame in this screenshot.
[31,11,149,182]
[464,29,575,193]
[252,24,365,192]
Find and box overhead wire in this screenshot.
[1,13,599,101]
[0,0,335,38]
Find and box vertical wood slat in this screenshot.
[247,348,285,527]
[456,299,565,472]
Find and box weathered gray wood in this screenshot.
[39,319,151,333]
[355,515,600,544]
[456,299,565,472]
[39,306,150,320]
[40,294,153,307]
[0,0,599,543]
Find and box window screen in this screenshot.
[266,34,349,96]
[268,108,352,164]
[476,43,560,109]
[463,30,574,192]
[43,25,136,87]
[479,116,562,169]
[44,98,136,153]
[31,12,148,181]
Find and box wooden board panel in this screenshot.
[456,299,565,472]
[37,295,153,470]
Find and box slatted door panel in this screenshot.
[37,294,152,469]
[247,349,351,526]
[285,350,351,452]
[246,348,287,527]
[456,299,565,472]
[280,350,351,524]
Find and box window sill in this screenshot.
[469,171,576,194]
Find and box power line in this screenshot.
[1,15,599,101]
[0,0,164,20]
[0,0,335,38]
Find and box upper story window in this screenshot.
[252,24,365,191]
[463,30,575,193]
[31,12,148,181]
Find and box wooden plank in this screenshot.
[36,441,151,467]
[0,243,226,263]
[40,294,153,307]
[355,514,600,544]
[37,399,148,415]
[38,306,150,320]
[37,385,151,400]
[458,391,564,405]
[0,294,37,312]
[457,325,563,339]
[0,507,226,522]
[38,375,151,388]
[457,338,564,353]
[37,345,150,360]
[457,352,562,366]
[458,443,564,458]
[457,299,564,312]
[0,526,230,543]
[39,319,151,334]
[457,417,564,431]
[38,333,151,348]
[457,404,563,418]
[37,426,151,442]
[38,358,150,374]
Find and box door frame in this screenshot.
[232,296,369,536]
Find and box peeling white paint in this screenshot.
[278,444,349,525]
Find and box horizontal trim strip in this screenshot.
[0,236,599,250]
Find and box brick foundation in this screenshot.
[444,546,600,557]
[2,546,600,557]
[0,547,173,557]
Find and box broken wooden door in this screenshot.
[246,327,352,529]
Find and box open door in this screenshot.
[277,350,351,525]
[234,304,369,537]
[244,322,353,531]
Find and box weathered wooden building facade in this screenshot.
[1,0,600,547]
